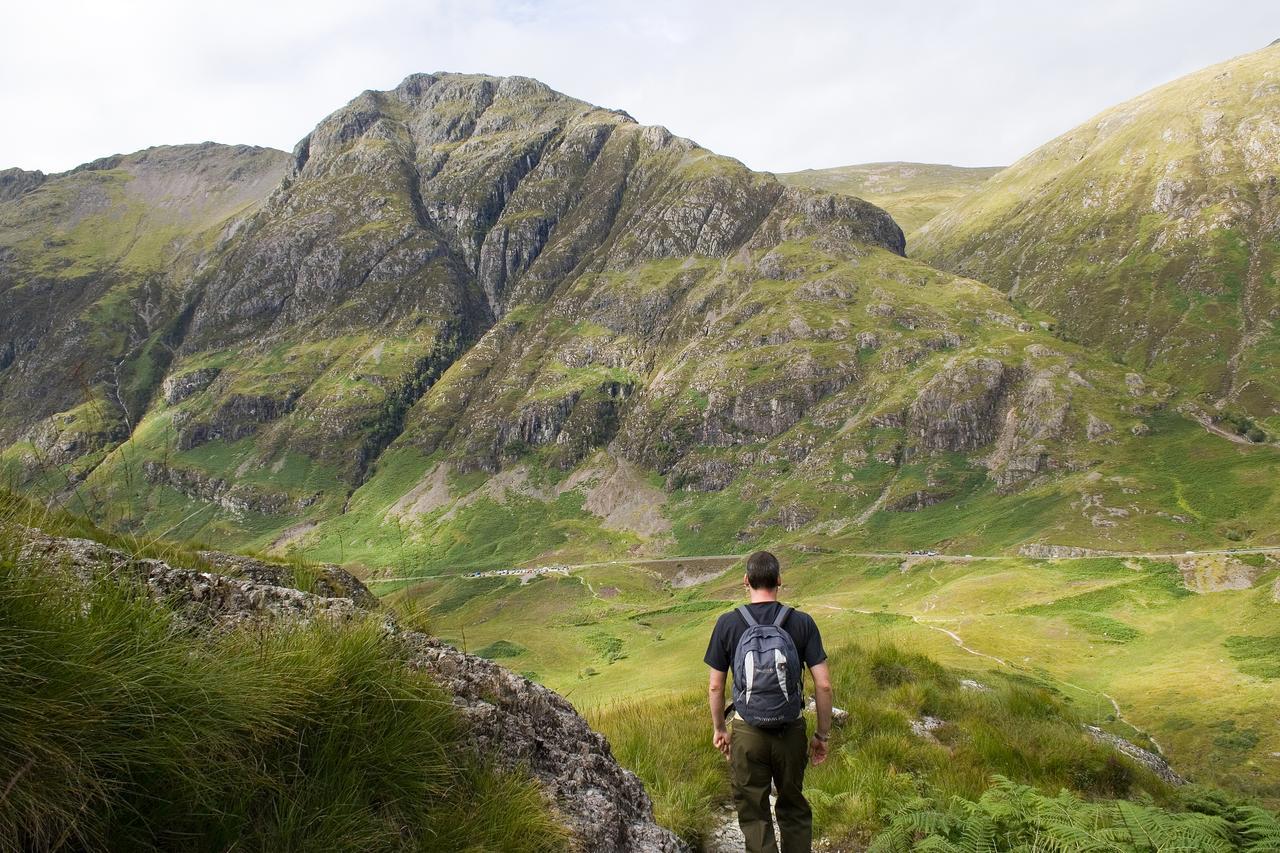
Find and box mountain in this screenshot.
[915,43,1280,429]
[2,72,1278,573]
[0,143,289,485]
[3,62,1280,848]
[778,162,1003,237]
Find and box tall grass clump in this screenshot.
[589,694,730,846]
[0,487,213,572]
[0,524,570,852]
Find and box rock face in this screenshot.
[403,634,684,852]
[1084,725,1186,786]
[916,42,1280,422]
[908,357,1013,452]
[18,526,682,851]
[18,530,368,629]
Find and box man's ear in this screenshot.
[743,572,750,588]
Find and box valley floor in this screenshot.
[384,547,1280,807]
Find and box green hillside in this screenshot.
[0,144,289,495]
[0,73,1275,590]
[915,43,1280,430]
[778,162,1003,237]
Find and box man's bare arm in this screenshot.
[708,668,731,759]
[810,661,833,734]
[809,661,833,764]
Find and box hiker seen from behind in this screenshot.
[705,550,832,853]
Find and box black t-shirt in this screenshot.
[704,601,827,673]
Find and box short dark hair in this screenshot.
[746,551,781,589]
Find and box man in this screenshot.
[704,551,832,853]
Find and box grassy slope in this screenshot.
[0,517,567,853]
[383,545,1280,821]
[10,488,1278,850]
[0,145,289,500]
[777,162,1003,238]
[914,44,1280,428]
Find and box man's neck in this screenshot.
[748,588,780,604]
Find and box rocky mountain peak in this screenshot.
[0,167,46,202]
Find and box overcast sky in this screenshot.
[5,1,1277,174]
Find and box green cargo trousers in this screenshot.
[729,718,812,853]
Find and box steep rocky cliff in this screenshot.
[915,42,1280,427]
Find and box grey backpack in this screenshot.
[731,605,804,728]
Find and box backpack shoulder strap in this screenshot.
[736,605,759,628]
[772,605,793,627]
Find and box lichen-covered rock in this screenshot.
[1084,725,1186,786]
[18,531,362,629]
[402,634,685,852]
[908,357,1014,453]
[195,550,379,607]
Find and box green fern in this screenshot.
[870,775,1267,852]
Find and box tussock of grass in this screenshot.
[0,525,570,852]
[588,695,729,846]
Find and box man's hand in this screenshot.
[713,726,732,760]
[809,734,829,766]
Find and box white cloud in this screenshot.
[3,0,1276,173]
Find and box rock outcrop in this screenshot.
[18,530,366,629]
[1018,543,1111,559]
[17,527,682,852]
[908,357,1014,453]
[403,634,684,852]
[1084,725,1186,786]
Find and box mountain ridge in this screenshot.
[1,69,1277,576]
[915,42,1280,427]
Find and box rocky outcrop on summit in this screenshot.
[0,167,46,202]
[155,71,904,485]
